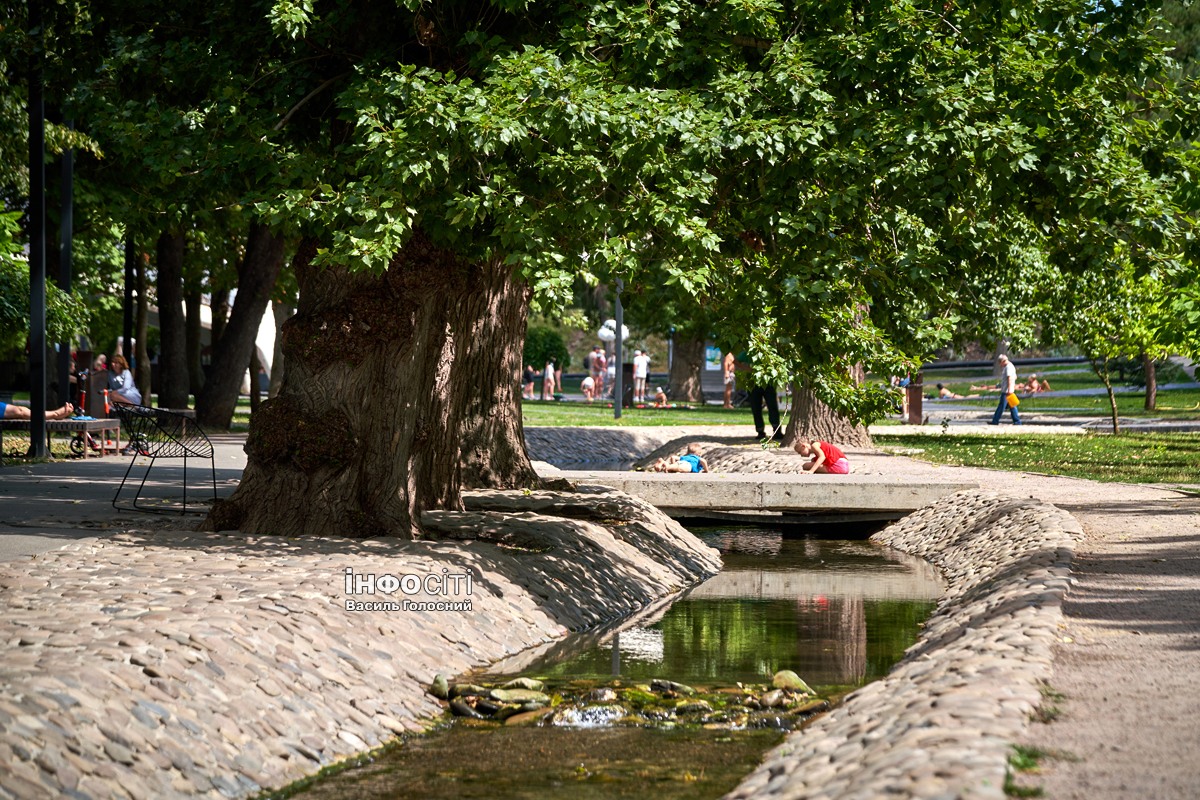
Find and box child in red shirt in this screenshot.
[794,439,850,474]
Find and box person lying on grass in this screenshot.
[934,383,980,400]
[651,442,708,473]
[793,439,851,474]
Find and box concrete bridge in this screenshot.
[686,566,945,602]
[556,470,977,517]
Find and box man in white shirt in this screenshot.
[989,354,1022,425]
[632,350,651,403]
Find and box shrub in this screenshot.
[523,326,569,371]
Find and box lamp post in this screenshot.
[614,278,624,420]
[597,313,629,418]
[667,325,675,378]
[27,0,47,457]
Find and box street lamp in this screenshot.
[597,298,630,419]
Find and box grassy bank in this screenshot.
[522,400,754,428]
[874,432,1200,485]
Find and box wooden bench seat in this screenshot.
[0,418,122,463]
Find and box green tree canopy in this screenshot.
[3,0,1196,535]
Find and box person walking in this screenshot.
[990,354,1022,425]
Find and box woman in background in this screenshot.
[107,355,142,405]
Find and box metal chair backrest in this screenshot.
[113,404,213,459]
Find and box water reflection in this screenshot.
[293,529,943,800]
[510,531,943,691]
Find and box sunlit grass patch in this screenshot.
[874,432,1200,484]
[522,400,756,428]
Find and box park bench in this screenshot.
[112,404,216,515]
[0,417,122,465]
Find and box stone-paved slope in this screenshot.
[0,487,719,799]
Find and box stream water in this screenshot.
[287,529,944,800]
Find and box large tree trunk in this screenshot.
[786,382,872,447]
[207,232,538,538]
[268,299,293,398]
[248,346,262,415]
[156,228,189,408]
[668,335,705,402]
[1143,352,1157,411]
[210,288,231,348]
[185,290,205,394]
[195,222,287,429]
[135,254,152,403]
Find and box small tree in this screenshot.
[0,212,90,353]
[1046,263,1175,434]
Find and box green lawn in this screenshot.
[874,431,1200,485]
[942,388,1200,419]
[521,399,754,427]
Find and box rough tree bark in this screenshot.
[785,380,873,447]
[248,347,261,415]
[185,290,205,394]
[210,288,230,348]
[667,336,706,403]
[156,229,189,408]
[194,222,288,429]
[206,231,539,538]
[268,299,292,398]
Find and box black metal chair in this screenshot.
[112,404,216,514]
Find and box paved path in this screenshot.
[0,434,247,561]
[848,450,1200,800]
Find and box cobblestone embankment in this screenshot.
[0,487,719,799]
[525,425,750,465]
[536,431,1083,798]
[727,489,1080,800]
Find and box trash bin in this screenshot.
[906,373,924,425]
[621,363,635,408]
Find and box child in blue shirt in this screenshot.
[651,442,708,473]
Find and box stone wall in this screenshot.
[727,489,1080,800]
[0,487,720,799]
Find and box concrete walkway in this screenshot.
[0,434,246,561]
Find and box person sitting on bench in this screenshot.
[107,355,142,405]
[1,401,74,420]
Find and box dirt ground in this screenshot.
[855,450,1200,799]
